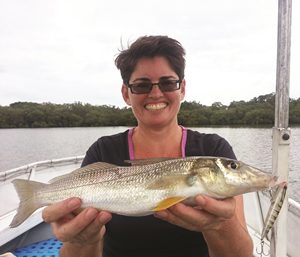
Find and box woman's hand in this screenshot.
[154,195,253,257]
[154,195,237,232]
[42,197,112,245]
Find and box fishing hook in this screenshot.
[256,239,270,256]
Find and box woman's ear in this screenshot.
[121,84,131,106]
[180,79,186,101]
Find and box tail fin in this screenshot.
[10,179,46,228]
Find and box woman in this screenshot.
[42,36,253,257]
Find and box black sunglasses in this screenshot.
[127,80,182,94]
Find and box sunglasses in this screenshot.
[127,80,182,94]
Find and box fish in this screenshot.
[10,156,279,228]
[261,181,287,240]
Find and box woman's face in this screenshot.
[122,56,185,129]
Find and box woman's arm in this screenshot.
[154,195,253,257]
[201,195,253,257]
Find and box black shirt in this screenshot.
[82,129,236,257]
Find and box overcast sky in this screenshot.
[0,0,299,107]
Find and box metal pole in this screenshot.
[271,0,292,256]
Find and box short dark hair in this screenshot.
[115,36,186,84]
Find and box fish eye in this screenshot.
[230,162,238,169]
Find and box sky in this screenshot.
[0,0,299,107]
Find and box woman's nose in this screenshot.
[148,84,164,97]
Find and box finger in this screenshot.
[72,207,85,216]
[155,197,237,232]
[53,207,99,242]
[71,211,113,244]
[42,198,81,223]
[195,195,236,219]
[156,200,230,232]
[170,202,214,228]
[154,208,197,231]
[98,211,112,225]
[155,204,207,231]
[98,211,113,238]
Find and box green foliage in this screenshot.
[0,93,299,128]
[290,98,300,124]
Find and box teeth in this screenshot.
[145,103,167,110]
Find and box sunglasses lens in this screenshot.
[131,82,152,94]
[128,80,180,94]
[159,80,179,92]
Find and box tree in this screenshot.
[0,93,298,128]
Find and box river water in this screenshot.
[0,126,299,202]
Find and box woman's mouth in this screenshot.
[145,103,167,111]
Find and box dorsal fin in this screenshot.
[72,162,118,174]
[48,162,118,183]
[125,158,176,166]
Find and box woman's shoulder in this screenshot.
[186,129,222,139]
[186,129,226,145]
[97,130,129,145]
[186,129,235,159]
[82,129,130,166]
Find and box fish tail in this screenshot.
[10,179,46,228]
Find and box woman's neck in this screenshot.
[131,124,183,159]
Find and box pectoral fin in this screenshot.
[152,196,186,211]
[147,174,196,190]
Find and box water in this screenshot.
[0,126,299,202]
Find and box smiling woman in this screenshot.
[40,35,253,257]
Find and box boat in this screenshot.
[0,157,300,257]
[0,0,297,256]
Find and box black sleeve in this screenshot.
[203,133,236,160]
[186,130,236,160]
[81,139,103,167]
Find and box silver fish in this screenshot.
[10,156,278,228]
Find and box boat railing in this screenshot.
[0,156,84,183]
[289,198,300,216]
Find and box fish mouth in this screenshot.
[145,102,168,111]
[274,179,288,188]
[269,176,278,187]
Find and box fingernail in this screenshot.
[67,198,81,209]
[196,195,206,205]
[85,208,98,219]
[98,212,112,223]
[154,211,167,218]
